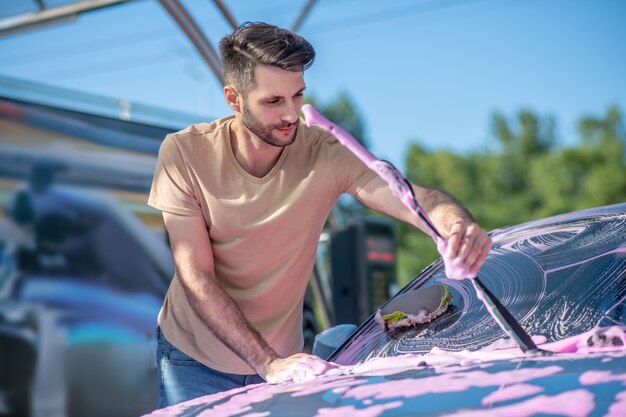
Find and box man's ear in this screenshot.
[224,85,241,113]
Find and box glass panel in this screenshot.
[333,206,626,365]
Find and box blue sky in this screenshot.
[1,0,624,168]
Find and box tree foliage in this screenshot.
[396,105,625,285]
[312,92,625,287]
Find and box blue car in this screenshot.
[144,203,626,417]
[0,188,171,417]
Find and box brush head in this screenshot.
[375,284,452,331]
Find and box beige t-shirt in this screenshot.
[148,115,377,374]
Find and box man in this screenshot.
[148,22,492,407]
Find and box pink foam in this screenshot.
[436,237,474,280]
[444,389,594,417]
[313,400,403,417]
[543,327,626,354]
[606,391,626,417]
[579,370,626,386]
[291,377,365,397]
[342,366,562,401]
[481,384,544,405]
[195,384,284,417]
[144,327,626,417]
[347,353,429,376]
[144,384,253,417]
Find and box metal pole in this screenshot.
[291,0,317,33]
[34,0,47,12]
[0,0,131,37]
[158,0,225,86]
[211,0,238,31]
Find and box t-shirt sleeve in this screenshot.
[148,135,202,215]
[325,132,378,196]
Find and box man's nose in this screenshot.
[282,101,300,124]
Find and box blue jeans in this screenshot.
[156,327,265,408]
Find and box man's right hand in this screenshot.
[165,212,336,385]
[262,353,336,384]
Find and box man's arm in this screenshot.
[355,177,492,276]
[163,212,332,383]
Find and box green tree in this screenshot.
[311,96,626,288]
[395,106,625,286]
[529,105,626,216]
[492,110,556,196]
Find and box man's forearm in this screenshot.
[177,267,279,376]
[412,185,475,237]
[356,177,491,277]
[356,177,474,237]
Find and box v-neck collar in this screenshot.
[225,118,291,184]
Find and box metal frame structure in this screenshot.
[0,0,133,37]
[0,0,318,86]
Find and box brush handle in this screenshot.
[303,104,468,278]
[303,104,546,355]
[302,104,441,242]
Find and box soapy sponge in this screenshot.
[375,285,452,331]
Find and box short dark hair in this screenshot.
[219,22,315,95]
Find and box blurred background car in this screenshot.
[0,75,397,417]
[0,174,173,417]
[0,73,181,417]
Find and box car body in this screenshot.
[143,203,626,417]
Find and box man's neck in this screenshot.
[230,119,284,178]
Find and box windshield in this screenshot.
[331,204,626,365]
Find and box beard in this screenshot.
[241,101,299,147]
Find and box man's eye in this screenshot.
[266,99,280,105]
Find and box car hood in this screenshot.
[143,326,626,417]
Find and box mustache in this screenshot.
[273,120,300,129]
